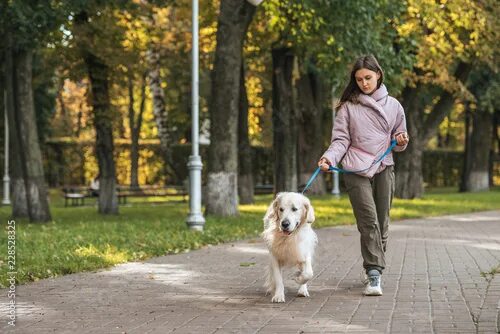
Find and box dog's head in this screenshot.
[263,192,315,235]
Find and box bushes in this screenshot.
[423,150,464,187]
[44,142,498,188]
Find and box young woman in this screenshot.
[318,55,409,296]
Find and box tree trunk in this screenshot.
[461,107,492,192]
[142,5,174,183]
[297,60,326,195]
[56,77,72,135]
[3,44,28,218]
[460,105,472,192]
[396,62,472,198]
[422,62,473,143]
[128,72,139,188]
[272,47,298,193]
[0,60,3,159]
[206,0,255,216]
[86,54,118,214]
[238,61,254,204]
[74,12,118,214]
[395,84,425,198]
[128,71,146,189]
[490,110,499,187]
[11,49,52,222]
[76,107,85,185]
[147,43,169,162]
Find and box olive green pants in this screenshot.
[343,166,395,274]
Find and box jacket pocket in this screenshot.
[341,146,376,171]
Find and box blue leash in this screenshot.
[302,139,397,194]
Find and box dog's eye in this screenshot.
[292,207,298,212]
[279,208,284,212]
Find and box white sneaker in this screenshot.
[360,269,368,284]
[364,269,382,296]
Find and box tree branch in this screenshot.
[422,61,472,143]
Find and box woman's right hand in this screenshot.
[318,158,331,172]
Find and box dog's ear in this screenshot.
[303,197,315,224]
[263,193,282,229]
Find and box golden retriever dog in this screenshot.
[261,192,317,303]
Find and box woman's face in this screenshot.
[355,68,381,95]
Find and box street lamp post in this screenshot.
[186,0,205,230]
[331,85,340,198]
[3,90,11,205]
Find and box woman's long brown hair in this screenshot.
[336,55,384,111]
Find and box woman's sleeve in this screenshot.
[321,105,350,166]
[392,103,408,152]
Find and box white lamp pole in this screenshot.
[186,0,205,230]
[331,86,340,198]
[3,90,11,205]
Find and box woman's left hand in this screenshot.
[396,132,409,146]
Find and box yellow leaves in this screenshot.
[246,45,261,54]
[200,25,218,54]
[397,22,417,37]
[115,9,149,52]
[400,0,494,90]
[246,75,265,140]
[52,79,93,139]
[326,36,335,46]
[426,18,436,30]
[408,5,419,17]
[75,244,128,264]
[153,7,174,28]
[268,14,281,29]
[453,44,464,54]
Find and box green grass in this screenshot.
[1,187,499,288]
[480,265,500,282]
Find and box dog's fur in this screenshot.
[261,192,318,303]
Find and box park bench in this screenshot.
[116,184,188,204]
[63,183,273,207]
[62,186,92,207]
[254,184,273,194]
[62,184,188,207]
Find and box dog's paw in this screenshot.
[294,271,312,285]
[297,285,309,297]
[294,275,306,285]
[294,274,311,285]
[271,292,285,303]
[265,288,274,296]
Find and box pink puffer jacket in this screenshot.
[321,84,407,178]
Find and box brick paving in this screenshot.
[1,210,499,333]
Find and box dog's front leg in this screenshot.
[296,257,313,297]
[297,283,309,297]
[270,256,285,303]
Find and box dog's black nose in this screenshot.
[281,219,290,229]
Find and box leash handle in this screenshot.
[302,139,397,194]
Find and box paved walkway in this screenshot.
[1,211,500,333]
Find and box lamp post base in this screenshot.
[331,171,340,198]
[186,155,205,231]
[186,214,205,231]
[2,175,10,205]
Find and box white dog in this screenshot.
[261,192,317,303]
